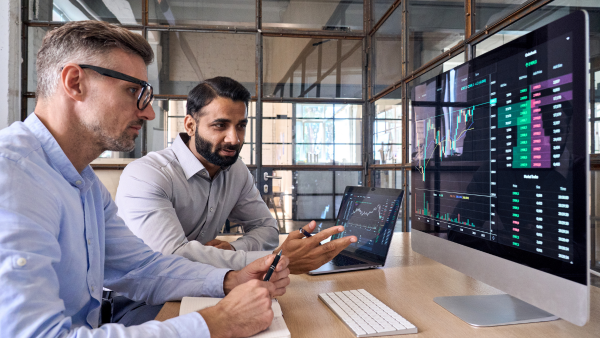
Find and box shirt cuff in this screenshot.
[200,268,230,298]
[165,312,211,338]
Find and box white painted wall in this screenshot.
[0,0,21,130]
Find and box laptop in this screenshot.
[309,186,404,275]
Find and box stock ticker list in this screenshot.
[413,33,575,263]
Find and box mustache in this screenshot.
[216,143,241,152]
[128,120,145,128]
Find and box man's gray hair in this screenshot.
[36,21,153,99]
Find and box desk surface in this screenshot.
[155,233,600,337]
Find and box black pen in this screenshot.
[263,250,282,282]
[300,228,322,245]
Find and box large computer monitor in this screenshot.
[410,11,589,326]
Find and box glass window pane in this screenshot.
[334,104,362,118]
[296,144,334,164]
[334,119,362,143]
[263,37,363,99]
[595,122,600,154]
[263,0,363,32]
[148,0,255,28]
[296,171,334,194]
[374,87,403,163]
[27,98,36,117]
[27,26,50,93]
[262,105,293,165]
[263,144,293,165]
[271,170,294,223]
[297,119,333,144]
[408,0,464,72]
[149,31,255,96]
[595,69,600,118]
[297,195,335,219]
[30,0,143,24]
[334,145,361,164]
[372,5,402,95]
[593,171,600,272]
[373,169,403,189]
[147,99,167,153]
[372,0,397,28]
[264,103,362,165]
[474,0,530,33]
[335,171,363,193]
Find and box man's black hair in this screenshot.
[186,76,251,119]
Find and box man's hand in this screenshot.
[205,239,234,250]
[223,254,290,296]
[276,221,357,274]
[200,280,274,338]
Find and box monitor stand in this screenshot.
[434,294,559,326]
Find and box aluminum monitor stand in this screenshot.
[434,294,559,326]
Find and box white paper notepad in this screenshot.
[179,297,291,338]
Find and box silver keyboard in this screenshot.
[319,289,417,337]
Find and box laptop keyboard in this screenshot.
[319,289,417,337]
[332,254,368,267]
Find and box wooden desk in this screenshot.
[156,233,600,337]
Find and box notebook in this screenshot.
[179,297,291,338]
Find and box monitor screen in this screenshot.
[410,12,588,285]
[332,186,404,262]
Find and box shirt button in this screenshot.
[87,239,92,245]
[201,231,205,235]
[210,207,214,212]
[75,180,82,185]
[202,172,206,175]
[91,286,95,292]
[16,258,27,266]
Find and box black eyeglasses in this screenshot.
[79,64,154,111]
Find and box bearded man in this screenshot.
[116,77,356,273]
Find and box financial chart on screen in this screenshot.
[333,188,402,258]
[410,29,586,272]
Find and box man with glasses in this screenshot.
[0,21,291,338]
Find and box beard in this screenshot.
[195,127,241,167]
[83,118,143,153]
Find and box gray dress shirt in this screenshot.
[116,133,278,270]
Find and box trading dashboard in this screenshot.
[333,187,403,259]
[411,18,587,284]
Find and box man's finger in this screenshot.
[272,276,290,288]
[309,225,345,243]
[275,256,289,271]
[287,221,316,240]
[259,280,277,296]
[205,239,222,246]
[320,236,356,255]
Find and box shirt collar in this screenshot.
[172,133,233,180]
[25,114,95,193]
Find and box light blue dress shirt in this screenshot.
[0,115,229,337]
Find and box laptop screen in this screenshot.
[331,186,404,263]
